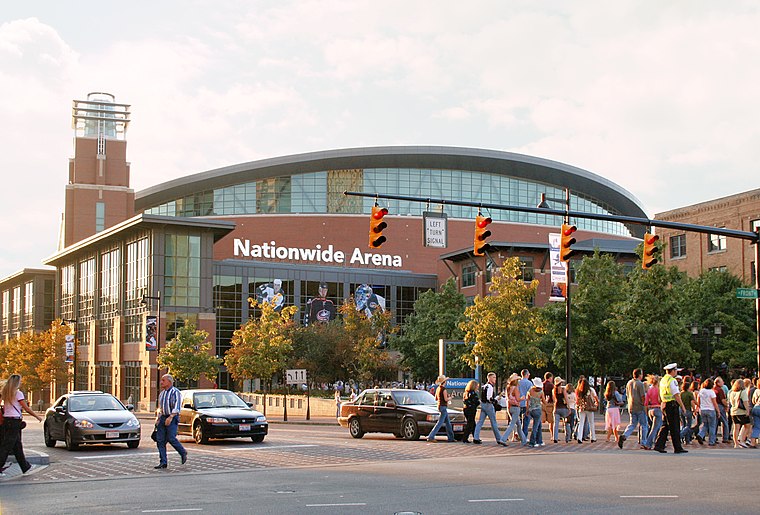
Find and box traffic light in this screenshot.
[642,232,660,269]
[473,213,492,256]
[560,223,577,262]
[368,204,388,248]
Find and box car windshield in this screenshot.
[69,395,125,412]
[392,390,436,406]
[193,391,248,409]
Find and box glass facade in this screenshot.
[146,168,631,236]
[125,235,150,343]
[124,361,141,405]
[164,233,201,307]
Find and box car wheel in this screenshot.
[193,421,209,444]
[65,426,79,451]
[127,440,140,449]
[250,434,265,443]
[348,417,364,438]
[401,418,420,440]
[43,423,56,448]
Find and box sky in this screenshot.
[1,1,759,278]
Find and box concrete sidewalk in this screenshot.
[0,449,49,483]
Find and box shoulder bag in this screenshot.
[587,392,599,411]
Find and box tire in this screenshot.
[127,440,140,449]
[193,421,209,444]
[348,418,364,439]
[250,434,265,443]
[401,418,420,440]
[65,426,79,451]
[43,423,56,448]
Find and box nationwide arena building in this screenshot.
[0,94,647,409]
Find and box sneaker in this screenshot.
[738,442,748,449]
[426,438,437,443]
[472,439,482,445]
[618,435,626,449]
[674,449,688,454]
[640,445,650,450]
[533,444,541,448]
[497,440,508,447]
[181,453,187,465]
[695,434,704,445]
[654,447,667,453]
[154,463,167,469]
[539,442,546,447]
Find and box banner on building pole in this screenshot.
[65,334,75,363]
[145,315,158,351]
[549,233,567,302]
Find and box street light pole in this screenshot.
[141,292,161,410]
[62,318,78,390]
[538,188,573,383]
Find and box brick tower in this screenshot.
[62,92,134,248]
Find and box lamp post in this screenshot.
[538,188,573,383]
[141,292,161,409]
[62,318,78,389]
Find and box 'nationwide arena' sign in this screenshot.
[233,239,403,268]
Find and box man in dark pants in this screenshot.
[154,374,188,469]
[654,363,688,454]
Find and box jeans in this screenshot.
[750,405,760,439]
[553,407,571,441]
[156,415,186,465]
[528,408,543,445]
[718,405,730,442]
[623,409,649,441]
[500,406,527,445]
[520,406,530,438]
[643,407,662,448]
[576,410,595,442]
[680,409,694,443]
[0,418,31,472]
[474,401,502,441]
[462,407,477,442]
[698,409,717,445]
[427,405,455,441]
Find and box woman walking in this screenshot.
[604,381,623,442]
[575,378,598,444]
[499,374,527,446]
[728,378,752,448]
[696,378,719,446]
[0,374,43,476]
[461,380,480,443]
[553,377,571,443]
[749,378,760,448]
[527,378,546,447]
[642,374,662,450]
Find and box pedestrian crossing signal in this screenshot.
[368,204,388,248]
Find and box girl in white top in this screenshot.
[0,374,43,476]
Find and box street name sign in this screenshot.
[736,288,759,299]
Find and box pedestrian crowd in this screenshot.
[429,364,760,454]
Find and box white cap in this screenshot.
[274,279,282,286]
[663,363,678,371]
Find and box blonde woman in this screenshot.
[728,378,751,448]
[499,374,527,446]
[0,374,43,476]
[461,380,480,443]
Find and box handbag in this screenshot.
[492,399,503,412]
[150,426,158,442]
[587,392,599,411]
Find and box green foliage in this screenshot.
[225,300,298,387]
[336,297,396,383]
[290,321,345,385]
[459,257,547,377]
[391,279,467,381]
[157,320,223,384]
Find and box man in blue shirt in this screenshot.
[518,369,533,439]
[154,374,187,469]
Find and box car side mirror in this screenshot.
[55,406,66,414]
[183,403,193,409]
[125,404,135,412]
[246,402,254,408]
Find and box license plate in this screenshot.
[239,424,251,431]
[105,431,119,439]
[453,424,463,432]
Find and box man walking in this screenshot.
[654,363,688,454]
[518,369,533,439]
[618,368,649,449]
[473,372,503,445]
[714,377,730,443]
[154,374,187,469]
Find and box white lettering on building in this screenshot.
[232,239,401,268]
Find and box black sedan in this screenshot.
[44,391,141,451]
[338,388,465,440]
[177,389,268,444]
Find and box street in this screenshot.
[1,420,758,514]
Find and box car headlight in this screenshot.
[75,419,94,429]
[125,418,140,428]
[257,416,267,423]
[426,414,439,422]
[206,417,229,424]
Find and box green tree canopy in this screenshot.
[157,320,223,385]
[336,297,396,383]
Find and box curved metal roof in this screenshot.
[135,146,647,232]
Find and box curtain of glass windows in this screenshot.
[125,236,149,342]
[11,286,20,330]
[23,281,33,330]
[1,290,9,332]
[60,264,76,321]
[145,168,631,236]
[164,234,201,307]
[99,248,120,345]
[78,257,96,346]
[124,362,141,406]
[97,362,112,393]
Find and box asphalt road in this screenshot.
[1,421,757,514]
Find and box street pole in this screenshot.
[755,234,760,378]
[142,292,161,410]
[564,187,572,384]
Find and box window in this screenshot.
[519,257,534,281]
[164,233,201,307]
[670,234,687,259]
[485,259,495,283]
[461,263,476,288]
[708,232,726,253]
[708,266,727,273]
[1,290,9,332]
[95,202,105,232]
[125,236,149,343]
[23,282,33,329]
[751,219,760,232]
[12,286,21,330]
[751,261,756,286]
[124,362,141,406]
[76,361,89,391]
[97,362,112,394]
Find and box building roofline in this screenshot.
[134,146,647,223]
[0,267,56,287]
[43,214,236,266]
[439,238,640,262]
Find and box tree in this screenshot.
[391,279,467,381]
[157,320,223,386]
[459,257,547,377]
[336,297,395,384]
[37,320,71,388]
[225,300,298,413]
[5,331,47,395]
[290,321,345,386]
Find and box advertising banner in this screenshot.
[549,233,567,302]
[145,315,158,351]
[65,334,75,363]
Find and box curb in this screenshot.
[0,450,49,484]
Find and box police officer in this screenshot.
[654,363,688,454]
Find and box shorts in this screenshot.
[542,402,554,423]
[731,414,751,425]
